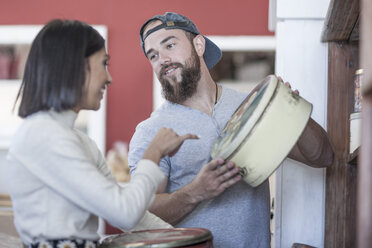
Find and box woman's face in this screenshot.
[77,47,112,111]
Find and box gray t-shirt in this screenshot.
[128,86,270,248]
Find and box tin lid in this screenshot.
[99,228,212,248]
[211,75,278,159]
[350,112,362,120]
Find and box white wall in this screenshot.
[273,0,330,247]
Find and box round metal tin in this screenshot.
[99,228,213,248]
[211,75,312,187]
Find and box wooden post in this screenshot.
[325,41,358,248]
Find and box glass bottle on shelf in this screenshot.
[354,69,363,113]
[350,69,363,154]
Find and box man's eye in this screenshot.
[149,54,158,61]
[167,43,175,49]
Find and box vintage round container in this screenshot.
[99,228,213,248]
[211,75,312,187]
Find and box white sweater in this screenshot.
[6,110,168,245]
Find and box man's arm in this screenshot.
[149,158,241,225]
[288,117,334,168]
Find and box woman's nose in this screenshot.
[106,70,113,85]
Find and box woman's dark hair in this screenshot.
[16,19,105,117]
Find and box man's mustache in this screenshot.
[160,63,184,76]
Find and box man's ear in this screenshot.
[193,34,206,56]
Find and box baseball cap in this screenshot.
[140,12,222,70]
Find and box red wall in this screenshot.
[0,0,273,152]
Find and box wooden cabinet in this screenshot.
[322,0,359,247]
[324,40,358,247]
[322,0,372,247]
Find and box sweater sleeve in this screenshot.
[121,210,173,232]
[9,123,165,230]
[128,122,171,178]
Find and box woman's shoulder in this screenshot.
[12,111,76,149]
[22,111,69,132]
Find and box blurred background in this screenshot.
[0,0,337,247]
[0,0,274,169]
[0,0,276,241]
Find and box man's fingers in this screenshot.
[205,158,225,171]
[220,174,242,189]
[215,161,235,176]
[216,165,240,184]
[283,82,300,95]
[194,160,242,200]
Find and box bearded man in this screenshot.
[128,12,333,248]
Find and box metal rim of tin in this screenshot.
[99,228,212,248]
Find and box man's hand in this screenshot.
[275,75,334,167]
[149,158,242,225]
[187,158,242,202]
[277,75,300,95]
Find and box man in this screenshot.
[128,12,334,248]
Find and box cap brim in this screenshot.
[203,36,222,70]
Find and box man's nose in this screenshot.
[159,52,171,65]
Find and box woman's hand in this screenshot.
[142,127,199,164]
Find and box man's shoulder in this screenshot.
[221,85,249,98]
[136,104,174,130]
[128,103,179,170]
[219,85,249,110]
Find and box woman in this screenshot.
[6,19,197,248]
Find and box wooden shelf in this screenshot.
[321,0,360,42]
[323,1,361,246]
[348,146,360,166]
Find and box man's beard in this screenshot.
[158,48,201,104]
